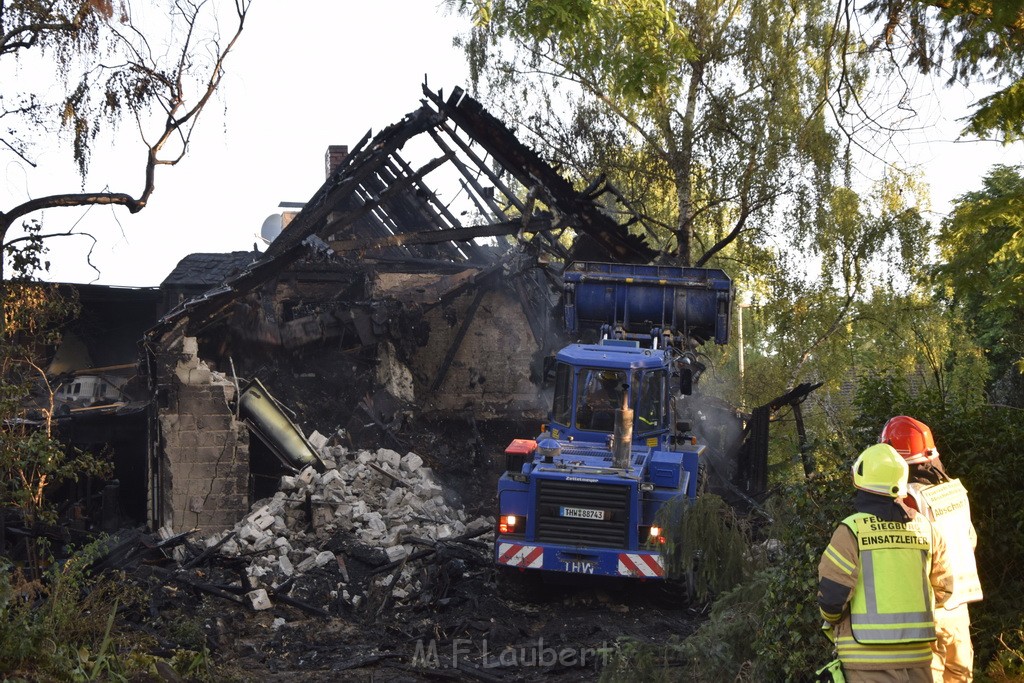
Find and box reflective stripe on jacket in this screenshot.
[818,506,952,671]
[844,513,936,644]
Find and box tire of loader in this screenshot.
[660,542,700,605]
[653,574,695,608]
[496,566,545,602]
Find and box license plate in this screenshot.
[560,506,606,520]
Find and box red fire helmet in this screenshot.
[879,415,939,465]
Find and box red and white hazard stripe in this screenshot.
[497,542,544,569]
[617,553,664,578]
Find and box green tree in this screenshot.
[450,0,856,266]
[0,0,252,283]
[934,164,1024,382]
[865,0,1024,140]
[450,1,941,419]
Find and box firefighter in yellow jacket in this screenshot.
[818,444,953,682]
[881,416,982,682]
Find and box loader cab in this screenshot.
[548,343,670,444]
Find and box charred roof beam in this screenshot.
[322,152,452,238]
[437,119,528,216]
[328,215,554,254]
[427,128,509,223]
[424,85,657,264]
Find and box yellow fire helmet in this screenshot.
[852,443,909,498]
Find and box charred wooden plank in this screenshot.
[181,530,237,570]
[268,587,331,618]
[329,217,552,254]
[148,566,244,605]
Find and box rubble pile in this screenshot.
[203,443,494,614]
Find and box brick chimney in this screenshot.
[325,145,349,178]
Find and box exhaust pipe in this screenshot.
[611,394,633,469]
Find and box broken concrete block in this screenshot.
[356,451,374,465]
[307,430,329,451]
[279,475,299,491]
[392,587,409,601]
[296,554,319,573]
[385,488,405,510]
[401,452,423,472]
[364,512,387,534]
[414,480,443,499]
[219,539,240,556]
[321,469,344,487]
[434,524,453,540]
[394,507,415,525]
[254,535,276,552]
[272,617,286,630]
[387,524,409,543]
[246,564,270,579]
[378,448,401,470]
[297,466,316,486]
[311,506,333,530]
[385,545,408,563]
[272,516,288,534]
[278,555,294,577]
[249,511,275,531]
[265,497,286,516]
[247,588,272,611]
[314,550,335,568]
[182,336,199,357]
[359,529,382,543]
[325,487,348,504]
[238,523,263,544]
[466,517,491,534]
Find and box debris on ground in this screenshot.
[69,431,701,681]
[199,444,495,617]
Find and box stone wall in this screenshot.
[407,287,546,419]
[156,336,250,533]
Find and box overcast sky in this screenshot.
[16,2,471,287]
[12,2,1024,287]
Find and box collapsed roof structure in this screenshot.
[142,85,666,534]
[153,85,656,341]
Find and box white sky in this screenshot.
[7,2,1024,288]
[12,1,472,287]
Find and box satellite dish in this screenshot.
[260,213,284,244]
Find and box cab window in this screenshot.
[575,368,627,432]
[551,362,573,426]
[636,370,667,434]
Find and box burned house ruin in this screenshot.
[140,85,663,534]
[25,85,811,544]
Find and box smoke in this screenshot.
[676,370,747,500]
